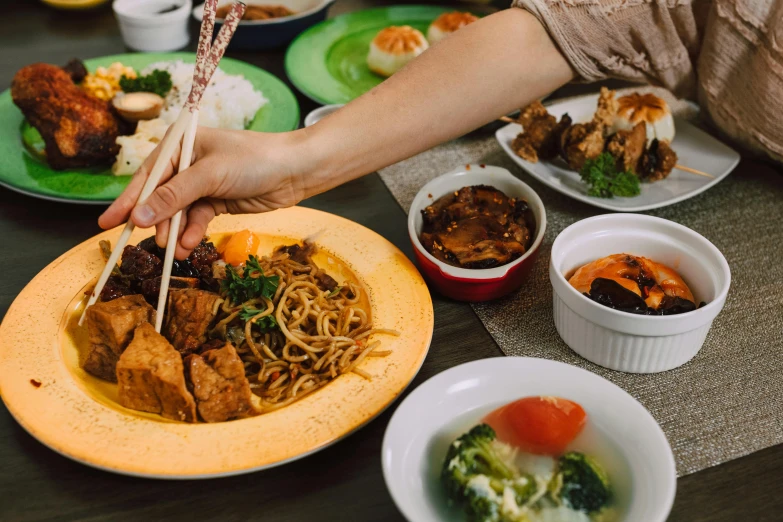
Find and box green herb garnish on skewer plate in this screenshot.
[579,152,640,199]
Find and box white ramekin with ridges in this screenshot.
[550,214,731,373]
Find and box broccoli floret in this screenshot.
[463,476,502,522]
[509,474,539,506]
[442,425,540,522]
[550,452,611,514]
[442,424,515,499]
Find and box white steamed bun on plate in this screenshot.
[426,11,478,44]
[610,92,676,145]
[367,25,429,78]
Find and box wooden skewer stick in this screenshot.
[155,112,199,333]
[499,115,516,123]
[674,164,714,178]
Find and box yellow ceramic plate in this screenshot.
[0,207,433,478]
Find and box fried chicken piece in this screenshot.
[517,101,552,128]
[511,102,571,163]
[593,86,619,127]
[511,134,541,163]
[11,63,127,170]
[560,122,605,171]
[606,122,647,173]
[559,88,619,171]
[639,139,678,181]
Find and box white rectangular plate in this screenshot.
[495,94,741,212]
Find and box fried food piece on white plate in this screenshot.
[560,87,618,171]
[511,101,572,163]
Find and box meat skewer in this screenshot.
[80,0,246,328]
[499,95,714,179]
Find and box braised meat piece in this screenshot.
[185,342,256,423]
[420,185,535,269]
[314,270,339,292]
[116,323,197,422]
[189,240,220,278]
[83,295,155,382]
[606,122,647,173]
[164,289,222,355]
[432,215,528,268]
[137,236,219,279]
[99,276,133,302]
[422,186,529,230]
[121,245,163,282]
[11,63,126,170]
[275,243,315,265]
[141,276,200,304]
[639,139,678,181]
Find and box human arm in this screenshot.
[98,8,573,258]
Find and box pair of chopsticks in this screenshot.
[79,0,247,330]
[498,115,714,179]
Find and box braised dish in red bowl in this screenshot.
[419,185,536,270]
[408,165,546,302]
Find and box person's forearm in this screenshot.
[296,8,573,197]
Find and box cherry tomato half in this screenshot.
[483,396,586,455]
[221,230,260,266]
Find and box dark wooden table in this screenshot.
[1,2,781,521]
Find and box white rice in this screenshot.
[112,60,268,175]
[144,60,267,130]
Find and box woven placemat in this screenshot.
[378,88,783,476]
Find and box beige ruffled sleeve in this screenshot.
[512,0,708,98]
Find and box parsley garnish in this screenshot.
[239,306,278,331]
[119,69,173,97]
[579,152,641,198]
[221,255,279,304]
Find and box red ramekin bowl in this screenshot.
[407,164,547,301]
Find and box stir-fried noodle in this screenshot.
[210,247,399,411]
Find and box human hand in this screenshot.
[98,126,314,259]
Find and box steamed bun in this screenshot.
[427,12,478,44]
[367,25,429,78]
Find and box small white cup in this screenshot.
[113,0,192,52]
[304,104,343,127]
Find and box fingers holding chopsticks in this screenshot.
[128,156,219,228]
[151,199,219,259]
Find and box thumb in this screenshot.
[130,164,211,227]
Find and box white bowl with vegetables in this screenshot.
[382,357,676,522]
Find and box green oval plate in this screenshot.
[285,5,455,105]
[0,52,300,205]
